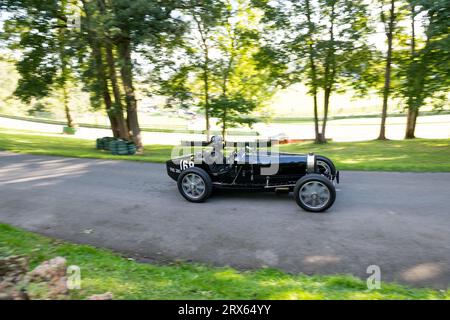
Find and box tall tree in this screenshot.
[401,0,450,138]
[98,0,129,140]
[403,1,419,139]
[78,0,185,151]
[257,0,372,143]
[2,0,78,128]
[79,0,129,139]
[106,0,185,152]
[157,0,274,139]
[57,0,75,128]
[377,0,396,140]
[305,0,320,142]
[209,0,277,138]
[188,0,224,140]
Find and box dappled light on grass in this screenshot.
[1,128,449,171]
[0,128,173,164]
[267,290,323,300]
[280,138,450,172]
[214,269,245,281]
[80,277,139,298]
[401,263,445,282]
[303,255,341,266]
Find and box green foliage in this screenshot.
[1,223,448,299]
[208,0,277,134]
[209,95,257,131]
[395,0,450,111]
[1,0,449,139]
[26,102,47,116]
[1,0,79,102]
[154,0,277,135]
[255,0,376,141]
[256,0,374,90]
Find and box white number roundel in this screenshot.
[180,160,194,171]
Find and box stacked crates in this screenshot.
[96,137,137,155]
[96,137,115,151]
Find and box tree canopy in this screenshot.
[0,0,448,142]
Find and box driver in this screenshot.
[204,136,231,174]
[206,136,224,163]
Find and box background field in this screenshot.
[1,127,449,172]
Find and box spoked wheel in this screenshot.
[177,167,213,203]
[294,174,336,212]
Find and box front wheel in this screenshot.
[294,174,336,212]
[177,167,213,203]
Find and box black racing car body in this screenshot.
[166,137,339,212]
[166,150,339,191]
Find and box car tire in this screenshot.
[294,174,336,212]
[177,167,213,203]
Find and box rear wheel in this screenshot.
[177,167,213,203]
[294,174,336,212]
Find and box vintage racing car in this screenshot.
[166,136,339,212]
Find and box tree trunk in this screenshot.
[57,0,75,129]
[378,0,395,141]
[105,41,129,140]
[305,0,320,144]
[118,38,143,152]
[62,85,74,128]
[193,14,211,141]
[202,51,210,141]
[320,88,332,144]
[318,1,336,144]
[204,62,211,141]
[81,0,120,138]
[221,110,226,140]
[405,108,418,139]
[96,0,129,140]
[404,4,417,140]
[312,91,320,143]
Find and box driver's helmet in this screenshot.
[210,135,223,147]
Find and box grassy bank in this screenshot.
[279,139,450,172]
[0,128,172,163]
[0,128,449,172]
[0,224,448,300]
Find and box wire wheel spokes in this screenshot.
[181,173,206,199]
[299,181,330,209]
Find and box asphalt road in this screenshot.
[1,151,449,289]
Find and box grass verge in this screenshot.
[0,127,449,172]
[279,139,450,172]
[0,224,448,300]
[0,128,172,163]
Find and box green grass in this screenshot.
[0,128,172,163]
[0,224,448,300]
[0,127,449,172]
[280,139,450,172]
